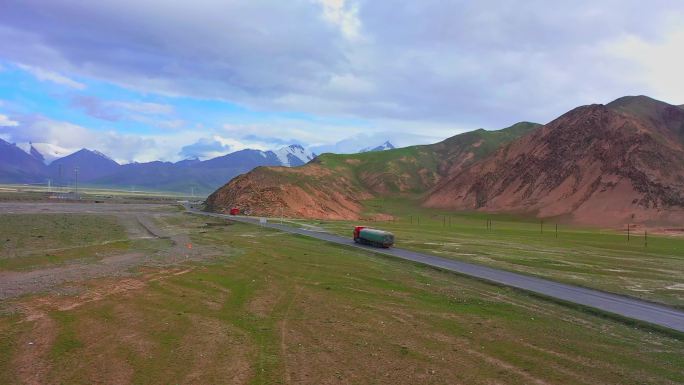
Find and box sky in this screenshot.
[0,0,683,163]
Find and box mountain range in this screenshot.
[206,95,684,226]
[0,142,317,194]
[0,138,397,194]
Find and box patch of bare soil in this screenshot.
[179,315,252,384]
[7,267,197,384]
[247,280,282,318]
[0,212,221,300]
[0,252,146,300]
[11,310,57,385]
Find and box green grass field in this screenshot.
[0,184,199,203]
[288,197,684,309]
[0,210,682,384]
[0,214,130,271]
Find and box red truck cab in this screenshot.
[229,207,240,215]
[353,226,366,242]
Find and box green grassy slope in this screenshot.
[313,121,541,195]
[206,122,541,217]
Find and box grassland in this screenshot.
[288,197,684,309]
[0,209,682,384]
[312,122,540,195]
[0,214,129,271]
[0,183,199,203]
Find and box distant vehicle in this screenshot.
[229,207,240,215]
[353,226,394,248]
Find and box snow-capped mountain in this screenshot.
[360,141,395,153]
[0,142,318,194]
[29,143,45,163]
[0,138,47,182]
[273,144,316,166]
[26,142,75,164]
[48,148,121,182]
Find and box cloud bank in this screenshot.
[0,0,683,161]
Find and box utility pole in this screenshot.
[191,186,195,198]
[58,164,63,191]
[47,179,51,193]
[555,224,558,238]
[540,219,544,234]
[627,224,630,242]
[74,167,79,197]
[645,230,648,248]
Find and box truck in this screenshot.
[353,226,395,248]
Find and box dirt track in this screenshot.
[0,202,213,300]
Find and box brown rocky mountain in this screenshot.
[206,95,684,226]
[424,96,684,225]
[205,122,539,219]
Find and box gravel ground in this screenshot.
[0,202,216,300]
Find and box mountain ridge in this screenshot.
[0,138,47,183]
[205,121,540,218]
[425,97,684,225]
[0,143,320,194]
[206,96,684,226]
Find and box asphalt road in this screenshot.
[190,208,684,333]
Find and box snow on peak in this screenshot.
[90,149,115,161]
[274,144,315,166]
[27,142,75,164]
[360,141,395,153]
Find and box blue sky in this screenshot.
[0,1,683,163]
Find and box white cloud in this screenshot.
[70,95,176,125]
[315,0,362,41]
[607,24,684,104]
[0,116,174,163]
[0,113,19,127]
[16,64,86,90]
[27,142,75,164]
[1,0,684,148]
[109,101,174,115]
